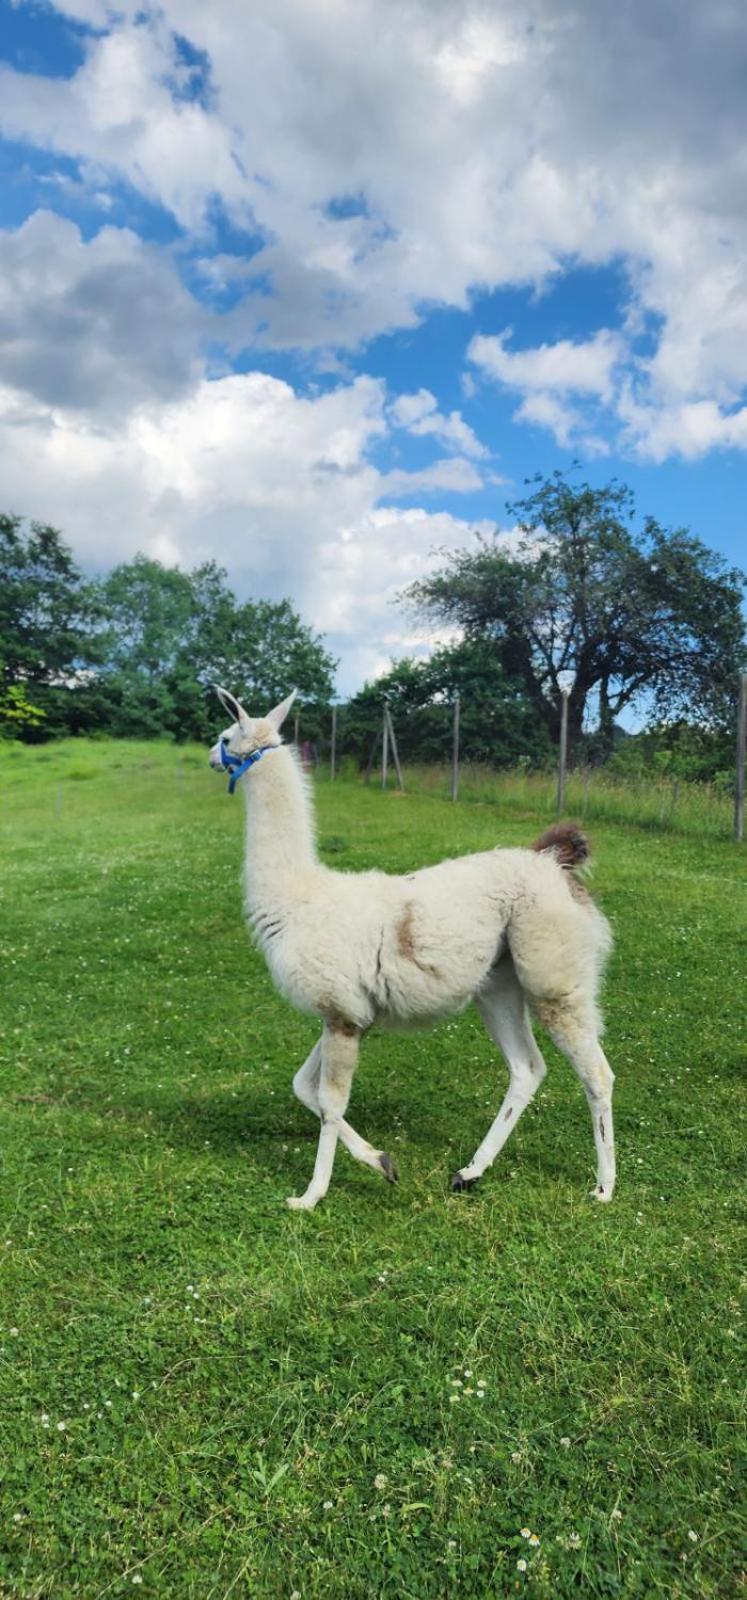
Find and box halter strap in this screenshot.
[219,740,275,794]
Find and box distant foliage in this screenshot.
[0,524,336,742]
[0,683,46,738]
[342,638,554,768]
[406,470,746,758]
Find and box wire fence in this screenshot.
[291,678,747,844]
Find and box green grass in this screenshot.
[380,761,734,841]
[0,739,744,1599]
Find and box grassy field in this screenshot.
[0,739,744,1599]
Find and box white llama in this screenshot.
[209,686,616,1211]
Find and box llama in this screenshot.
[209,686,616,1211]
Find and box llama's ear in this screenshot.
[212,684,249,725]
[265,688,297,732]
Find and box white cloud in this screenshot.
[0,0,745,448]
[468,330,622,400]
[0,211,206,415]
[0,367,486,693]
[389,388,488,458]
[467,329,619,449]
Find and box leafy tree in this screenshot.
[0,514,98,733]
[91,555,336,740]
[342,637,553,768]
[406,472,746,756]
[194,596,336,733]
[0,684,46,738]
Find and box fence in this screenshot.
[289,677,747,844]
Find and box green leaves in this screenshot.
[0,523,337,743]
[406,470,746,755]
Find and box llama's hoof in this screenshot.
[451,1170,479,1193]
[286,1192,319,1211]
[589,1184,614,1203]
[378,1151,399,1184]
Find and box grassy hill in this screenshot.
[0,740,744,1598]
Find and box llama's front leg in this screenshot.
[292,1041,398,1185]
[286,1025,359,1210]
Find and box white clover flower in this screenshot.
[611,1508,623,1521]
[688,1530,698,1543]
[323,1500,333,1510]
[131,1576,143,1586]
[511,1452,522,1464]
[560,1436,571,1448]
[517,1558,527,1572]
[57,1421,67,1432]
[449,1394,460,1403]
[374,1474,388,1490]
[447,1539,457,1549]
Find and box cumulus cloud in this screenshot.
[468,331,622,401]
[0,210,209,416]
[467,329,621,449]
[0,367,485,691]
[0,0,745,446]
[389,389,488,458]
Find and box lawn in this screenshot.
[0,739,744,1599]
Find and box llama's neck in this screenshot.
[242,745,316,911]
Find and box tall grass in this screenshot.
[0,738,735,840]
[371,760,734,840]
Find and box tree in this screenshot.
[343,638,553,768]
[91,555,336,740]
[0,514,98,733]
[405,472,746,757]
[0,684,46,739]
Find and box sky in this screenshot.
[0,0,746,697]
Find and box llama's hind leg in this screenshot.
[536,1000,616,1202]
[292,1041,397,1184]
[452,960,547,1192]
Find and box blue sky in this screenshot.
[0,0,745,694]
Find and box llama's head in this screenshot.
[209,686,297,777]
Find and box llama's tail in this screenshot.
[531,821,590,875]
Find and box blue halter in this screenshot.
[219,739,274,794]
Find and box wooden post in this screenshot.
[293,710,300,745]
[735,672,747,842]
[385,703,405,792]
[556,687,569,817]
[364,729,379,784]
[381,708,389,789]
[330,705,337,781]
[451,693,460,802]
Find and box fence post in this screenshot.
[381,708,389,789]
[451,693,460,802]
[364,730,379,784]
[385,703,405,792]
[556,687,569,817]
[330,705,337,781]
[736,672,747,842]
